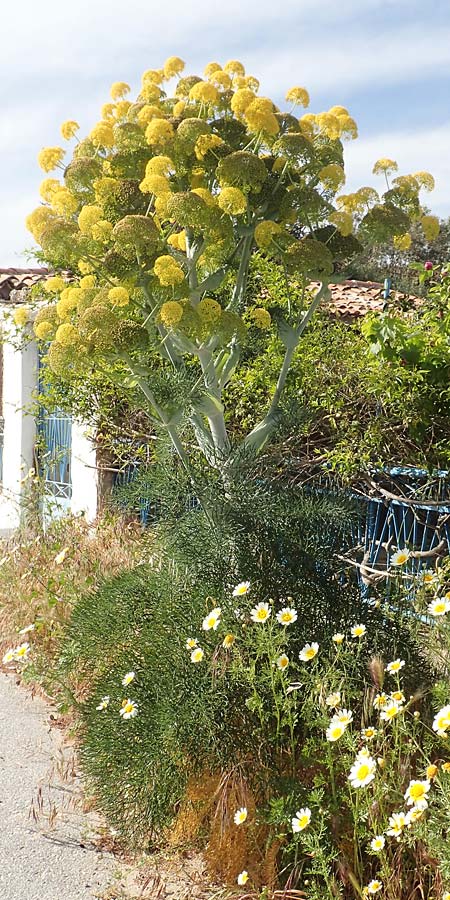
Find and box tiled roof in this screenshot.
[0,268,421,319]
[322,279,422,320]
[0,268,48,302]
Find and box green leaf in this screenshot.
[277,318,298,349]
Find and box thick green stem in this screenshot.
[228,231,254,312]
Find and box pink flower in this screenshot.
[424,261,433,271]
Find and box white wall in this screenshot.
[70,421,98,521]
[0,322,39,535]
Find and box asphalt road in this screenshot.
[0,673,115,900]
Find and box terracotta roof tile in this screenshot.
[0,267,48,303]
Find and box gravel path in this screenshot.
[0,672,116,900]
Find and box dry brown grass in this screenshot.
[0,513,145,672]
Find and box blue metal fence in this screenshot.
[37,352,72,513]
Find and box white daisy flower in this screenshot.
[362,726,378,740]
[386,659,405,674]
[366,879,383,895]
[2,648,15,665]
[276,654,289,671]
[326,720,346,742]
[18,623,35,635]
[233,581,250,597]
[96,696,110,711]
[405,805,426,825]
[119,699,138,720]
[186,638,198,650]
[432,704,450,737]
[370,835,385,852]
[299,642,319,662]
[250,602,271,624]
[234,806,248,825]
[122,671,135,686]
[237,871,249,885]
[291,807,311,832]
[348,750,376,788]
[386,810,407,837]
[14,642,30,661]
[191,647,204,663]
[350,624,366,638]
[202,607,221,631]
[373,693,389,709]
[391,690,405,703]
[391,548,410,566]
[404,779,430,806]
[332,633,345,644]
[334,708,353,726]
[276,607,298,626]
[325,691,341,708]
[380,700,403,722]
[428,597,450,617]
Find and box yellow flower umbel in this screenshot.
[189,81,219,105]
[13,307,29,327]
[285,86,310,108]
[110,81,131,100]
[145,119,175,146]
[160,300,184,327]
[217,187,247,216]
[372,158,398,176]
[108,287,130,307]
[163,56,185,79]
[38,147,65,172]
[60,120,79,140]
[154,255,185,286]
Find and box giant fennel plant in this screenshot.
[22,56,438,488]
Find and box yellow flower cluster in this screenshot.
[329,211,354,236]
[421,215,440,241]
[194,133,224,160]
[78,204,103,235]
[160,300,184,327]
[285,86,310,108]
[189,81,219,105]
[393,233,412,251]
[217,186,247,216]
[13,307,29,327]
[254,220,282,249]
[52,188,78,216]
[197,297,222,323]
[90,121,115,147]
[145,119,174,146]
[60,120,79,140]
[372,158,398,175]
[319,164,346,192]
[245,98,279,136]
[110,81,130,100]
[154,255,185,286]
[39,178,60,202]
[37,147,65,172]
[139,173,172,196]
[108,286,130,307]
[167,230,187,252]
[249,307,271,329]
[163,56,185,79]
[44,275,65,293]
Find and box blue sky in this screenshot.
[1,0,450,267]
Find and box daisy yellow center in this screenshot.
[357,764,370,780]
[281,612,293,622]
[331,725,343,738]
[123,703,134,713]
[298,815,309,828]
[256,609,269,620]
[409,784,426,800]
[206,615,217,627]
[396,552,409,564]
[434,602,446,613]
[305,648,316,659]
[235,585,248,595]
